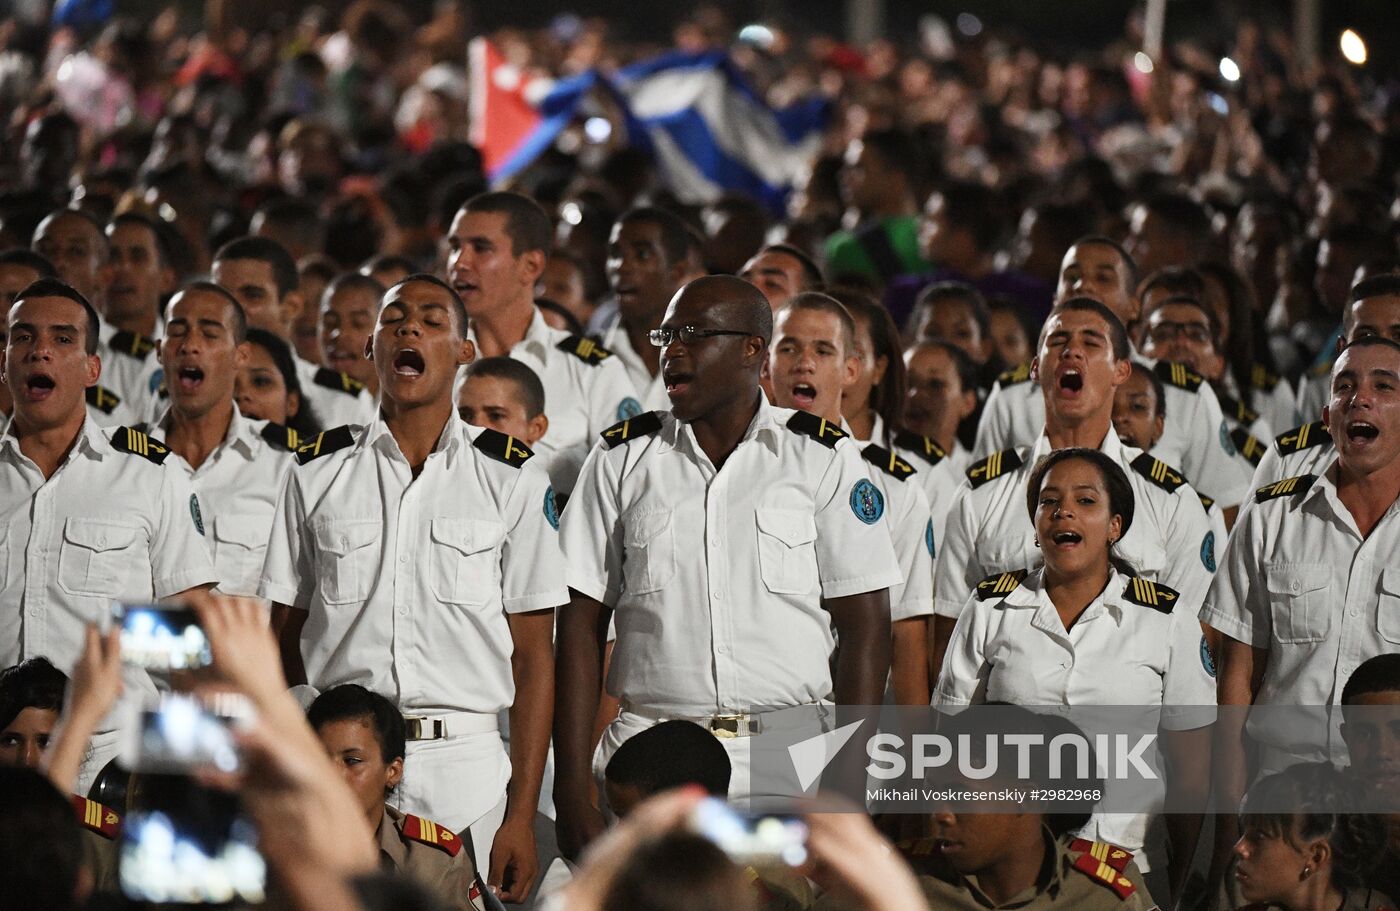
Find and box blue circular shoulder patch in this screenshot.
[849,478,884,525]
[1219,420,1235,455]
[925,519,935,557]
[543,486,560,530]
[1200,635,1217,678]
[148,367,165,394]
[1200,530,1216,572]
[617,397,643,421]
[189,493,205,536]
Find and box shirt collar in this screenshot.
[1031,423,1123,464]
[1013,567,1128,629]
[362,409,464,461]
[0,414,108,463]
[156,405,260,460]
[376,808,408,869]
[465,307,559,361]
[664,392,784,458]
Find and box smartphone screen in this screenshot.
[128,693,249,775]
[120,774,266,905]
[688,797,809,866]
[113,602,212,670]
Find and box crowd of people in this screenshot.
[1,2,1400,910]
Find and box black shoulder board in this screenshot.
[313,367,366,397]
[893,430,946,467]
[473,428,534,467]
[996,360,1032,387]
[861,444,915,482]
[85,384,122,415]
[600,411,664,448]
[1255,474,1317,503]
[1154,360,1204,392]
[109,329,155,360]
[110,426,170,465]
[295,425,356,465]
[1251,363,1280,391]
[1198,492,1215,512]
[786,411,848,449]
[1217,392,1260,426]
[1231,428,1265,467]
[556,335,613,365]
[259,421,300,452]
[976,569,1027,600]
[966,448,1023,488]
[1274,421,1329,454]
[1129,452,1186,494]
[1122,576,1180,613]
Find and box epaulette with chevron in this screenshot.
[72,795,121,839]
[1068,838,1134,872]
[109,329,155,360]
[259,421,300,451]
[1274,421,1329,454]
[295,425,355,465]
[398,814,462,857]
[1129,452,1186,494]
[110,426,170,464]
[1122,576,1179,613]
[976,569,1026,600]
[473,428,534,467]
[861,443,915,481]
[966,448,1022,488]
[312,367,366,397]
[1232,428,1266,467]
[893,430,946,466]
[1154,360,1204,392]
[996,360,1032,386]
[785,411,847,449]
[557,334,613,365]
[1071,850,1139,900]
[1198,492,1215,513]
[1255,474,1317,503]
[600,411,663,448]
[85,384,121,415]
[1251,363,1281,390]
[1217,392,1260,426]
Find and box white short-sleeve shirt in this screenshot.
[1245,421,1334,514]
[294,354,376,429]
[933,426,1217,622]
[155,407,296,597]
[96,323,162,422]
[559,399,903,717]
[258,412,569,715]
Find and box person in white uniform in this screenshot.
[261,274,567,903]
[936,447,1213,894]
[899,339,978,547]
[0,278,217,791]
[148,281,297,596]
[764,292,935,705]
[553,276,901,860]
[444,192,638,496]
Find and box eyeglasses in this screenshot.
[1146,322,1213,345]
[647,326,753,348]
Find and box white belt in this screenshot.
[403,711,500,741]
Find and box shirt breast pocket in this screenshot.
[429,517,504,607]
[622,509,674,595]
[755,508,818,595]
[1264,564,1333,645]
[211,515,268,587]
[1377,568,1400,644]
[59,518,143,597]
[313,519,380,605]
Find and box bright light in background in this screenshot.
[1340,29,1368,66]
[583,117,612,143]
[955,13,982,37]
[1218,57,1241,82]
[737,24,776,51]
[1133,52,1154,74]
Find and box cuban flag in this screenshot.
[478,48,829,215]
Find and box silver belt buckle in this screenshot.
[708,713,759,739]
[405,716,446,741]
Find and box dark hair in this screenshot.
[1140,192,1211,241]
[172,280,248,343]
[779,291,857,356]
[213,236,300,298]
[857,128,917,183]
[1351,273,1400,303]
[1043,297,1131,361]
[1025,448,1136,572]
[11,278,101,355]
[911,281,991,341]
[0,658,67,731]
[461,191,552,257]
[1337,336,1400,362]
[1138,265,1206,306]
[108,212,175,268]
[616,207,691,267]
[254,197,326,253]
[534,297,585,336]
[463,356,547,418]
[385,273,469,340]
[359,254,418,282]
[907,338,978,397]
[604,720,731,798]
[34,208,108,255]
[756,243,823,289]
[324,272,387,311]
[1196,261,1258,398]
[1343,654,1400,705]
[0,766,87,911]
[0,248,57,278]
[307,684,406,765]
[830,289,904,447]
[1127,361,1167,418]
[1240,762,1387,891]
[1141,293,1221,344]
[603,832,755,911]
[932,180,1004,253]
[244,328,323,436]
[1073,235,1138,290]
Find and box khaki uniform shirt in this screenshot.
[378,805,487,911]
